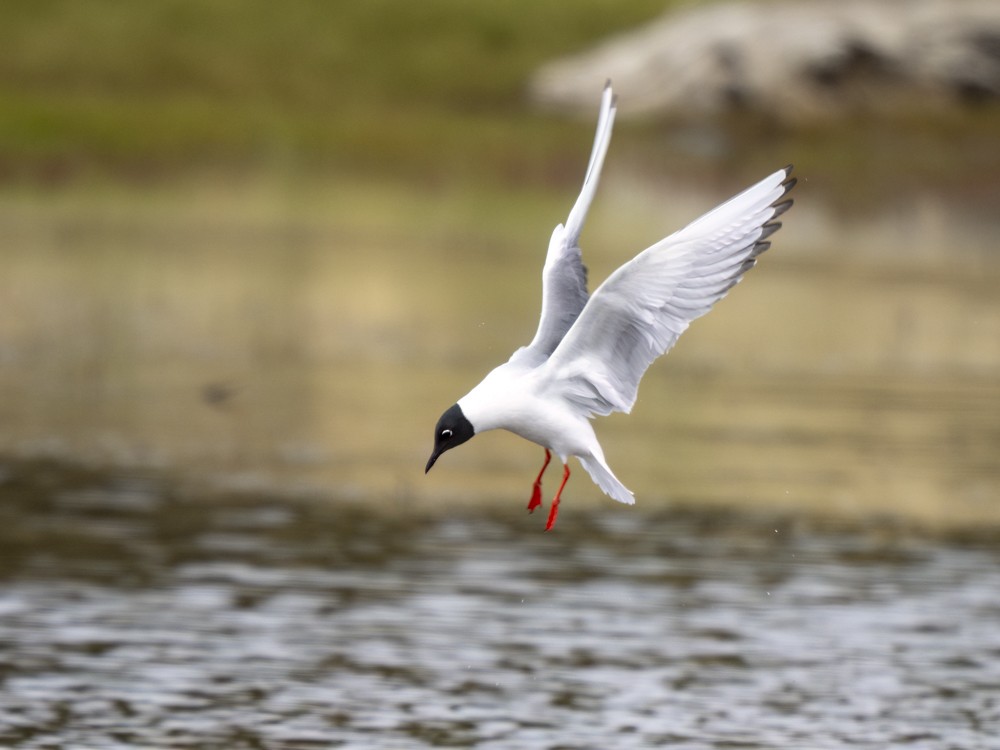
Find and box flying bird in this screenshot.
[425,82,794,530]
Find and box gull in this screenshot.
[425,81,795,530]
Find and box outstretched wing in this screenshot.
[511,81,617,367]
[544,166,796,416]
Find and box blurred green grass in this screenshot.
[0,0,671,182]
[1,0,998,209]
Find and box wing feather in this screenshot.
[543,166,796,416]
[512,82,617,366]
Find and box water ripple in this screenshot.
[0,463,998,748]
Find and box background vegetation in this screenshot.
[0,0,671,182]
[1,0,997,210]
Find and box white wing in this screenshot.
[511,81,617,366]
[543,166,796,416]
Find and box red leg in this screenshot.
[544,463,571,531]
[527,449,551,513]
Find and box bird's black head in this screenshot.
[425,403,475,473]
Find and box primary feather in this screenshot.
[514,82,616,366]
[543,166,795,417]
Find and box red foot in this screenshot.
[527,484,542,513]
[527,449,551,513]
[544,463,571,531]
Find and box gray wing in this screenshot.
[510,82,616,367]
[543,166,796,416]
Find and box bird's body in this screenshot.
[426,82,795,529]
[457,342,631,505]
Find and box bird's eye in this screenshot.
[441,429,453,439]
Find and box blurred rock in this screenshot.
[530,0,1000,123]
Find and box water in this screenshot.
[2,171,999,748]
[1,463,998,749]
[2,181,1000,527]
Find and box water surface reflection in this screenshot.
[2,183,999,525]
[0,462,997,748]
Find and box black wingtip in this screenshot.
[771,198,794,219]
[759,221,782,242]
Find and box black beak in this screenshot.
[425,450,440,474]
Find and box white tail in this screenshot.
[579,456,635,505]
